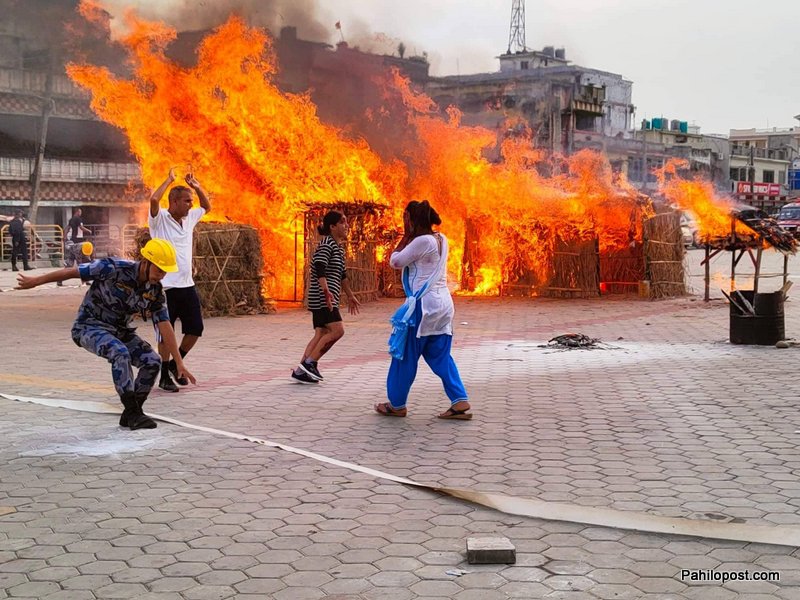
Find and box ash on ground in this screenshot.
[541,333,608,351]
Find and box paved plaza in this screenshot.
[2,249,800,599]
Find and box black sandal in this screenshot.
[438,407,473,420]
[374,402,407,417]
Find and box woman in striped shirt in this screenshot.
[292,210,361,384]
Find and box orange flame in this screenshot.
[66,10,743,298]
[657,159,751,242]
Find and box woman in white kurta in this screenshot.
[375,201,472,420]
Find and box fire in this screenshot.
[67,5,743,298]
[68,9,403,298]
[657,159,752,242]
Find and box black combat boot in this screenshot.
[119,392,157,430]
[133,392,157,429]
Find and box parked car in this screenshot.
[777,202,800,235]
[680,212,699,247]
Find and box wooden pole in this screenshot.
[753,242,763,294]
[784,253,789,289]
[704,244,710,302]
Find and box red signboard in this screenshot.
[736,182,781,196]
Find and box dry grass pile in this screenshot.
[133,223,266,317]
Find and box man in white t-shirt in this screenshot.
[147,168,211,392]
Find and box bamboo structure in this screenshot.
[599,245,645,295]
[133,223,267,316]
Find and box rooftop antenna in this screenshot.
[507,0,527,54]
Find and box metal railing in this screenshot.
[121,224,141,259]
[80,224,123,258]
[731,146,790,161]
[1,224,64,266]
[0,157,141,183]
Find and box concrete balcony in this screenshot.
[0,157,141,184]
[731,146,791,161]
[0,67,87,99]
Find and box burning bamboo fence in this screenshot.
[302,202,386,307]
[133,223,267,316]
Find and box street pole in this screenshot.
[28,51,54,225]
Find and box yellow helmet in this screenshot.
[80,241,94,256]
[141,238,178,273]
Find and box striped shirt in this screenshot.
[307,236,347,310]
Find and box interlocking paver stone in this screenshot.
[3,263,800,599]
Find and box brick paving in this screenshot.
[1,250,800,599]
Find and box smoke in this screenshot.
[101,0,331,41]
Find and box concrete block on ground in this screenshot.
[466,537,516,564]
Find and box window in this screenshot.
[730,167,748,181]
[628,157,642,182]
[520,61,529,70]
[763,170,775,183]
[779,171,785,184]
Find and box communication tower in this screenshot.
[507,0,527,54]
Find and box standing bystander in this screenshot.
[148,168,210,392]
[9,210,32,271]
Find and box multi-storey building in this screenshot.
[728,122,800,209]
[0,0,143,263]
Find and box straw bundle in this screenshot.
[643,211,686,299]
[133,223,267,316]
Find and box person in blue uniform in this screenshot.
[16,238,196,430]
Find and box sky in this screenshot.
[104,0,800,135]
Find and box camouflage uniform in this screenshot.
[72,258,170,397]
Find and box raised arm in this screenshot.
[150,168,176,218]
[185,173,211,214]
[389,236,434,270]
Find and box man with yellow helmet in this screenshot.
[15,238,196,430]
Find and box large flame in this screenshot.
[67,6,745,298]
[656,159,751,242]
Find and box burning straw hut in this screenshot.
[302,202,387,307]
[133,223,266,316]
[700,207,798,300]
[458,196,684,299]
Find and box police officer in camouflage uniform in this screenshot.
[16,238,196,430]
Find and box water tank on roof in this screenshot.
[542,46,555,57]
[652,117,663,130]
[642,119,651,130]
[671,119,681,131]
[555,48,566,60]
[660,117,669,130]
[679,121,688,133]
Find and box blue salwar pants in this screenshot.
[387,302,468,410]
